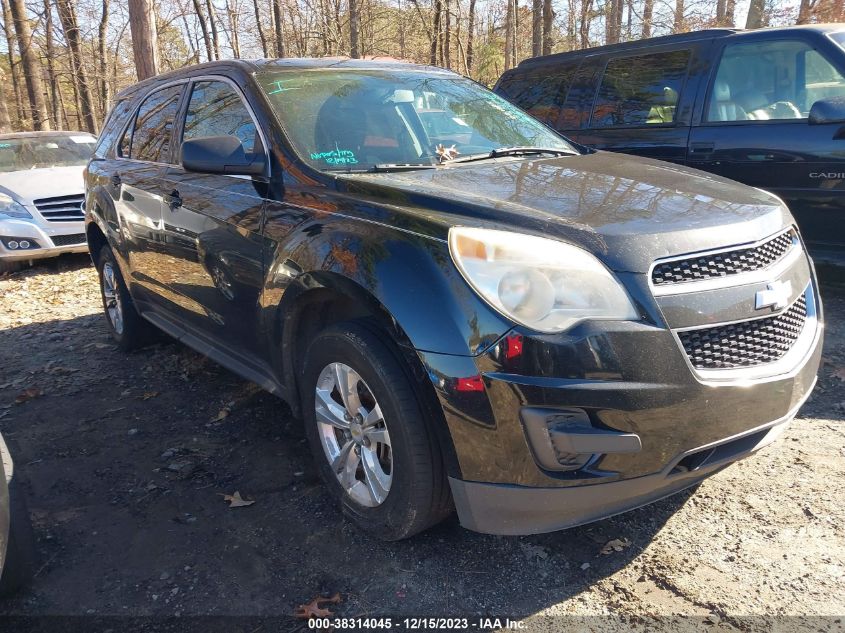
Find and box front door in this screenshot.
[687,35,845,257]
[159,78,267,359]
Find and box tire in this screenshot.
[96,247,153,351]
[0,478,34,597]
[301,321,451,540]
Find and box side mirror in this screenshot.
[181,135,266,177]
[808,97,845,125]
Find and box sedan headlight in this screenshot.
[0,193,31,219]
[448,227,638,333]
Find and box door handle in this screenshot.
[689,142,715,155]
[166,189,182,210]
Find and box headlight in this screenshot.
[0,193,31,219]
[448,227,638,333]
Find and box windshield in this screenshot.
[832,32,845,51]
[258,69,576,171]
[0,134,96,173]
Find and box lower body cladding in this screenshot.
[0,219,88,263]
[420,299,823,536]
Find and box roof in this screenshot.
[115,57,455,101]
[513,23,844,70]
[0,130,95,140]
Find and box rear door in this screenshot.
[575,45,702,164]
[158,77,267,359]
[687,32,845,256]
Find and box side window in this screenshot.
[130,84,184,163]
[499,65,578,127]
[182,81,258,154]
[591,50,690,127]
[95,98,133,158]
[706,39,845,122]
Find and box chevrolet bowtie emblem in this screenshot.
[755,280,792,311]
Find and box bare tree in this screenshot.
[272,0,285,56]
[0,0,25,125]
[466,0,475,70]
[43,0,62,127]
[252,0,269,56]
[191,0,214,60]
[226,0,241,58]
[642,0,653,36]
[206,0,221,58]
[429,0,441,65]
[56,0,97,132]
[0,68,12,132]
[673,0,685,32]
[128,0,159,80]
[9,0,51,129]
[532,0,542,56]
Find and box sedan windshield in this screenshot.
[258,69,576,171]
[0,134,96,173]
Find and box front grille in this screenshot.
[33,194,85,222]
[652,229,796,286]
[679,293,807,370]
[51,233,86,247]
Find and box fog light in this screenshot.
[19,240,30,249]
[7,240,18,249]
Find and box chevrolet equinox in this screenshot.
[84,59,823,540]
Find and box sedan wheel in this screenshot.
[314,362,393,507]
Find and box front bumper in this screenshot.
[0,218,87,262]
[420,279,822,535]
[449,393,807,535]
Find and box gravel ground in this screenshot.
[0,254,843,632]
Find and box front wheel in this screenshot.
[302,322,451,540]
[96,248,153,351]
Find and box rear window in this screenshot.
[591,49,690,127]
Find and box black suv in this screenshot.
[495,25,845,266]
[85,59,822,540]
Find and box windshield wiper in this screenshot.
[369,163,437,172]
[448,146,577,164]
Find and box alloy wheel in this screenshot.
[101,262,124,335]
[314,362,393,507]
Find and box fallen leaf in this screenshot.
[220,491,255,508]
[519,542,549,560]
[141,391,159,400]
[600,538,631,555]
[210,405,231,422]
[831,368,845,382]
[14,387,41,404]
[294,593,341,619]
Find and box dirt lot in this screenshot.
[0,254,844,632]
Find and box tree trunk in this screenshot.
[673,0,684,32]
[532,0,542,56]
[716,0,726,23]
[0,0,25,126]
[796,0,812,23]
[429,0,441,65]
[542,0,553,55]
[9,0,51,129]
[127,0,158,80]
[725,0,735,24]
[252,0,269,56]
[272,0,285,57]
[745,0,765,28]
[444,0,451,67]
[0,68,12,133]
[43,0,61,127]
[579,0,593,49]
[191,0,214,61]
[642,0,652,37]
[504,0,513,70]
[349,0,360,57]
[466,0,475,71]
[56,0,97,132]
[206,0,221,59]
[98,0,110,119]
[226,0,240,57]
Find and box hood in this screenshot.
[338,152,792,273]
[0,165,86,204]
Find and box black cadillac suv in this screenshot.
[84,59,823,540]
